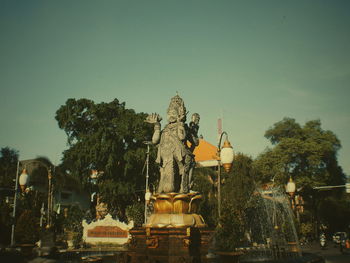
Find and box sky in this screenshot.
[1,1,349,175]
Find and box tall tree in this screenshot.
[0,147,19,188]
[192,167,218,227]
[219,153,257,249]
[254,118,345,189]
[254,118,347,237]
[55,98,155,219]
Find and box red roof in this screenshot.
[191,139,218,162]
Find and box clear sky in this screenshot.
[1,1,349,175]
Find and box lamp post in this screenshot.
[286,176,296,211]
[10,161,20,247]
[19,169,29,193]
[47,167,53,228]
[217,132,234,219]
[10,160,53,246]
[143,141,152,224]
[286,176,300,221]
[286,176,296,198]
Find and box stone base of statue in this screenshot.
[123,192,214,263]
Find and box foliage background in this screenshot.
[1,101,349,249]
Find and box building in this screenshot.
[193,139,219,168]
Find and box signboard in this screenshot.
[82,214,134,245]
[87,226,128,238]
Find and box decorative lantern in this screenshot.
[220,139,234,172]
[19,169,29,192]
[64,207,69,218]
[286,176,296,197]
[145,189,152,205]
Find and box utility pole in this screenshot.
[10,161,20,247]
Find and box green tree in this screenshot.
[62,205,84,248]
[192,167,218,227]
[15,210,39,244]
[191,155,257,251]
[254,118,345,189]
[0,147,19,188]
[254,117,347,237]
[216,153,256,250]
[0,147,18,245]
[10,187,47,246]
[55,98,155,220]
[126,202,144,226]
[318,194,350,234]
[0,201,12,245]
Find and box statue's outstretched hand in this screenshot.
[145,113,162,124]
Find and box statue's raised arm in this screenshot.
[145,113,162,144]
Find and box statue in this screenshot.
[145,94,200,193]
[127,95,207,263]
[95,195,108,220]
[185,112,200,191]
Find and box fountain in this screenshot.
[237,185,302,262]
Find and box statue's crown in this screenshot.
[169,94,185,111]
[170,94,183,105]
[167,94,186,122]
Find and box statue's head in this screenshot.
[167,94,186,123]
[191,113,200,125]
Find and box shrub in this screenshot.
[126,202,144,226]
[15,210,39,244]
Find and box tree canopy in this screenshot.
[0,147,19,188]
[253,117,347,238]
[254,117,345,189]
[55,98,156,219]
[218,153,257,250]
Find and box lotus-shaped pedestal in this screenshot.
[146,192,206,228]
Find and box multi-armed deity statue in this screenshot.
[143,94,205,228]
[126,96,210,263]
[145,94,200,194]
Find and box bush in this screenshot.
[0,201,12,245]
[215,205,245,251]
[192,168,218,227]
[63,205,84,248]
[15,210,39,244]
[126,202,144,226]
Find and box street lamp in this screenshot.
[10,161,20,247]
[286,176,296,198]
[19,169,29,193]
[217,132,234,219]
[285,176,302,221]
[286,176,296,212]
[11,160,53,246]
[143,141,152,224]
[47,167,53,228]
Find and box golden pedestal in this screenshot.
[146,192,206,228]
[123,192,214,263]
